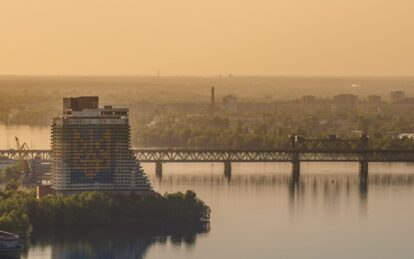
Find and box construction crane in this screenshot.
[15,137,34,187]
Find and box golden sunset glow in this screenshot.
[1,0,413,76]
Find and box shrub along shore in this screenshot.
[0,190,210,235]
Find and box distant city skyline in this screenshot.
[1,0,414,76]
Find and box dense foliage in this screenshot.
[136,113,414,149]
[0,164,20,183]
[0,190,210,235]
[0,164,20,190]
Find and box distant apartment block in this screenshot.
[333,94,358,111]
[223,95,238,113]
[301,95,317,105]
[390,91,405,103]
[367,95,381,105]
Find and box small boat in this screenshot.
[0,231,23,253]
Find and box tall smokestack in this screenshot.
[211,86,215,116]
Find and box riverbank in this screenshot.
[0,190,210,235]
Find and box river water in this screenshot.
[19,162,414,259]
[0,125,50,149]
[1,127,414,259]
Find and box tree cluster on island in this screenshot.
[0,190,210,235]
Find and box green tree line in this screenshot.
[0,190,210,235]
[135,114,414,149]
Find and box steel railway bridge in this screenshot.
[0,134,413,181]
[1,149,413,163]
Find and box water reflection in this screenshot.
[153,172,414,219]
[18,224,210,259]
[19,167,414,259]
[152,173,414,189]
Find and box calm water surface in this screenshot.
[2,126,414,259]
[20,162,414,259]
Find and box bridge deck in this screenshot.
[0,149,414,163]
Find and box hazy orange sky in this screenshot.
[1,0,413,76]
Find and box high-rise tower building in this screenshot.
[51,96,152,195]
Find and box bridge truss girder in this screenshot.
[0,149,413,163]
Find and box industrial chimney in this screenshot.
[210,86,215,116]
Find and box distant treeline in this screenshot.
[0,90,59,126]
[0,190,210,235]
[137,117,289,149]
[136,114,414,149]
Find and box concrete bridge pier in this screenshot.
[155,161,163,178]
[359,161,369,203]
[291,161,300,182]
[291,153,300,182]
[224,161,232,179]
[359,160,368,183]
